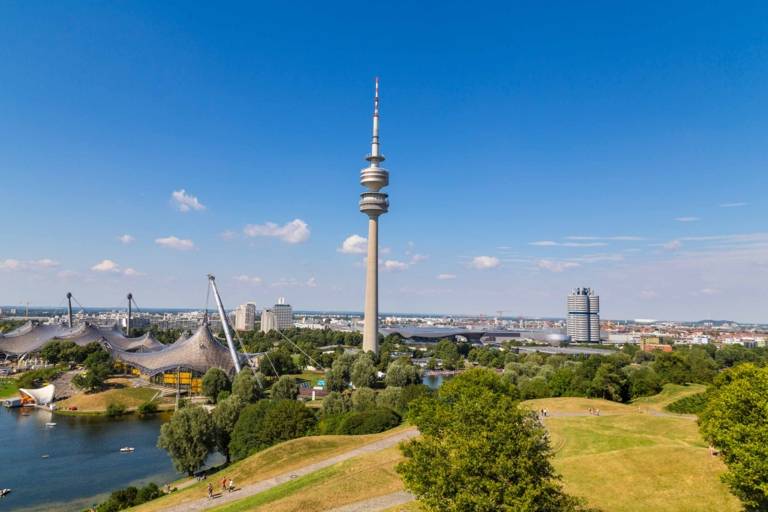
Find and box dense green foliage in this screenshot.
[106,401,126,417]
[232,370,265,402]
[700,364,768,510]
[271,375,299,400]
[201,367,231,403]
[95,482,163,512]
[137,401,159,416]
[350,354,378,388]
[398,369,585,511]
[40,340,105,365]
[0,319,25,334]
[384,358,422,387]
[72,348,114,392]
[212,395,245,462]
[666,392,708,414]
[334,407,401,435]
[158,406,215,475]
[229,400,316,461]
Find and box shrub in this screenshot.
[137,401,159,416]
[335,407,401,435]
[351,387,376,412]
[666,392,708,414]
[202,368,231,404]
[106,402,126,417]
[96,482,163,512]
[229,400,316,460]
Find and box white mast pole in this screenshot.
[208,274,242,373]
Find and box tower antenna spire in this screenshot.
[370,77,383,164]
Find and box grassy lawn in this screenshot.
[0,379,19,399]
[525,391,740,512]
[56,386,159,414]
[632,383,707,410]
[131,425,413,512]
[211,446,406,512]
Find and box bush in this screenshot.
[106,402,126,417]
[137,401,159,416]
[96,482,163,512]
[351,387,376,412]
[666,392,708,414]
[335,407,401,435]
[229,400,316,460]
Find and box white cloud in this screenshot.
[118,234,135,244]
[410,253,428,263]
[306,277,318,288]
[437,273,457,280]
[675,216,700,222]
[219,230,237,241]
[235,275,263,285]
[171,189,206,212]
[566,236,645,241]
[470,256,500,270]
[719,202,748,208]
[91,259,120,272]
[530,240,607,247]
[699,287,720,296]
[155,236,195,251]
[122,268,144,277]
[29,259,59,269]
[0,259,22,271]
[661,240,682,251]
[270,276,317,287]
[0,258,59,271]
[383,259,409,272]
[244,219,310,244]
[536,259,580,272]
[338,234,367,254]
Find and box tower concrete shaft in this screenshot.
[359,78,389,354]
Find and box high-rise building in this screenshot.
[260,309,277,333]
[234,303,256,331]
[273,297,293,330]
[359,78,389,354]
[567,288,600,343]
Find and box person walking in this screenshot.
[207,483,213,500]
[228,478,235,493]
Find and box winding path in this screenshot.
[159,428,419,512]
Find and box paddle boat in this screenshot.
[44,422,57,428]
[0,488,11,497]
[119,447,135,452]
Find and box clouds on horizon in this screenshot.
[155,236,195,251]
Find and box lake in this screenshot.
[0,407,179,512]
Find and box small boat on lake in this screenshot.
[119,447,135,452]
[44,422,57,427]
[0,488,11,497]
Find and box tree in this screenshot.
[229,400,316,460]
[232,370,264,403]
[351,387,376,412]
[201,368,231,403]
[626,366,662,398]
[272,375,299,400]
[434,339,461,370]
[73,348,113,392]
[385,359,422,387]
[212,395,244,462]
[653,351,691,385]
[351,354,377,388]
[157,406,214,476]
[397,369,583,511]
[588,363,628,402]
[700,364,768,510]
[326,353,356,391]
[322,391,350,417]
[376,386,406,414]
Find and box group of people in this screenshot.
[206,477,236,500]
[537,408,550,419]
[588,407,601,416]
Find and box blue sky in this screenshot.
[1,2,767,321]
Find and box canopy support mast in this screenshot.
[207,274,242,373]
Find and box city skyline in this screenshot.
[2,3,768,322]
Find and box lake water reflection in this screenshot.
[0,407,179,512]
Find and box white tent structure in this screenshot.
[19,384,55,406]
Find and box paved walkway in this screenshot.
[326,491,415,512]
[161,428,419,512]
